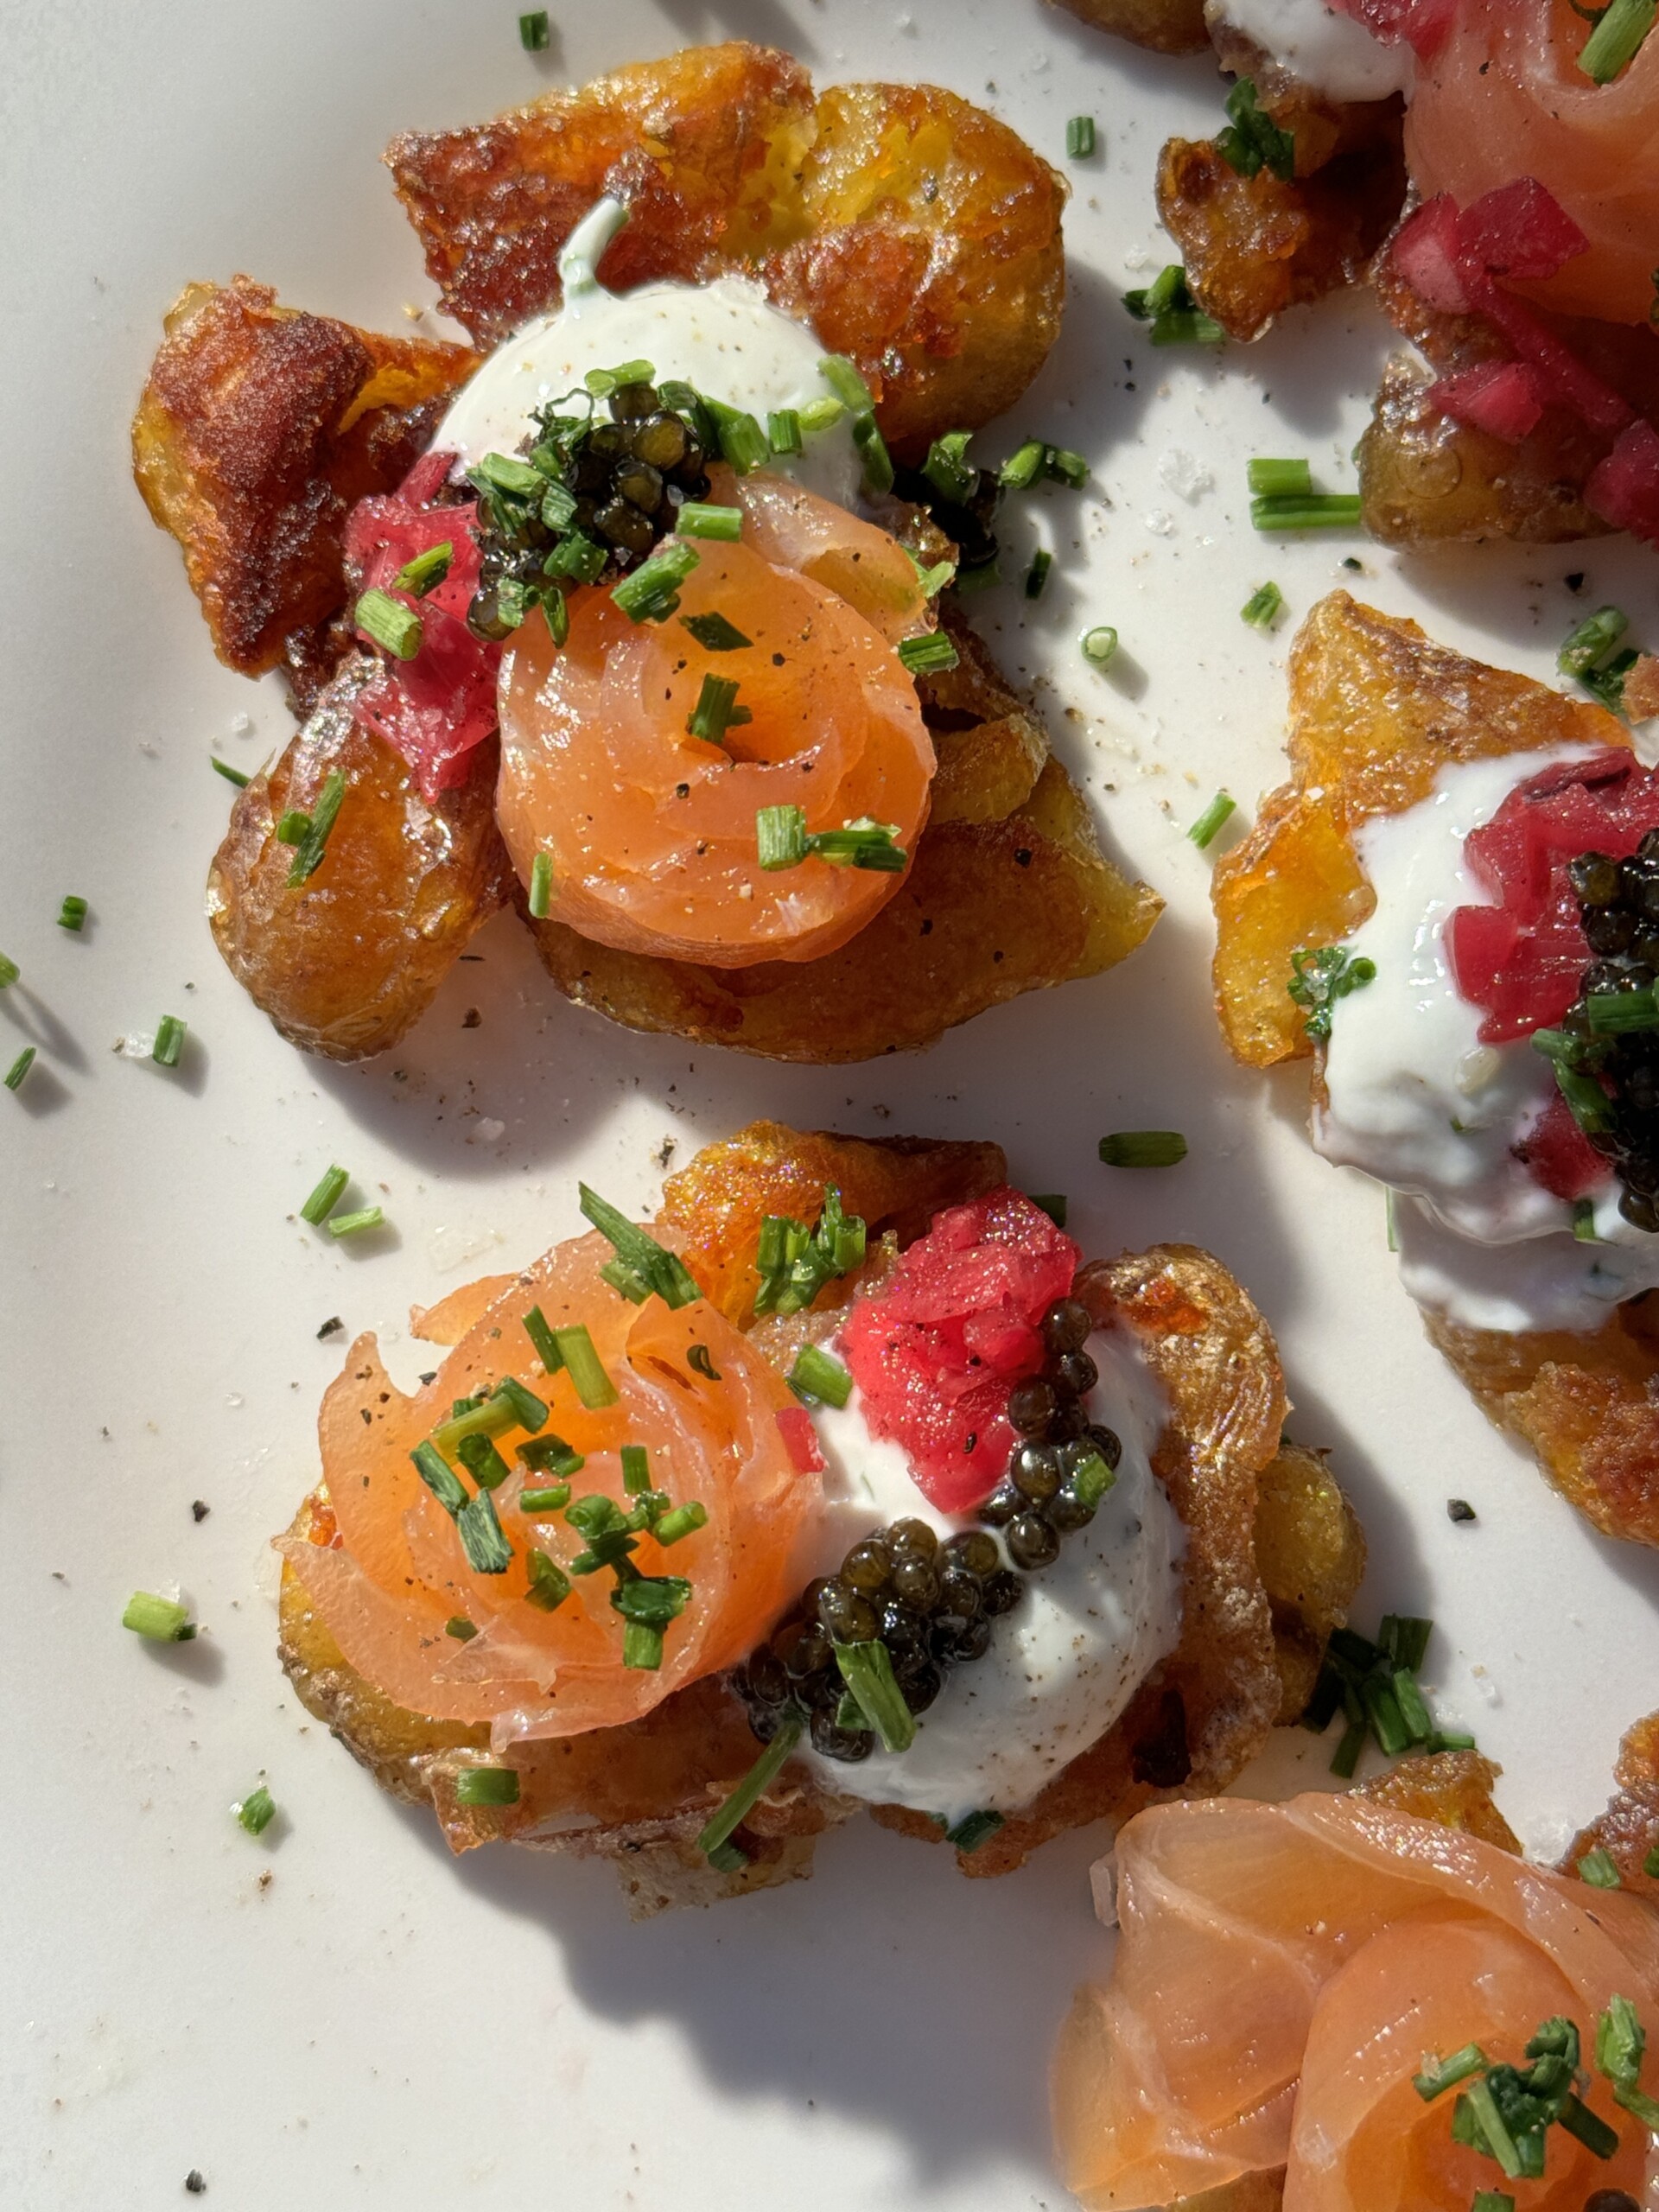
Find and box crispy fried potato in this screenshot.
[1211,592,1625,1066]
[1254,1443,1367,1724]
[1044,0,1209,54]
[523,750,1160,1061]
[133,277,476,676]
[207,661,512,1060]
[1357,1749,1521,1853]
[386,43,1065,455]
[1564,1710,1659,1897]
[922,602,1050,825]
[278,1128,1361,1907]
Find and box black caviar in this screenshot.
[1550,835,1659,1230]
[734,1294,1122,1759]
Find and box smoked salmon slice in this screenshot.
[1053,1791,1659,2209]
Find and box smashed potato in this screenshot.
[386,42,1065,457]
[1564,1710,1659,1897]
[133,277,475,676]
[1357,1748,1521,1854]
[1253,1443,1367,1725]
[279,1126,1362,1909]
[207,661,512,1060]
[1211,592,1624,1067]
[1044,0,1209,54]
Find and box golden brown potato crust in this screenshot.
[132,277,476,676]
[1044,0,1209,54]
[386,43,1065,457]
[1565,1710,1659,1898]
[206,661,512,1060]
[1253,1444,1367,1725]
[1211,592,1625,1068]
[278,1125,1361,1906]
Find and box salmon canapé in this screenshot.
[1054,1791,1659,2210]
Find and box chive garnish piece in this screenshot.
[543,532,607,583]
[611,1573,690,1625]
[806,818,906,872]
[235,1784,276,1835]
[620,1444,651,1496]
[518,9,550,48]
[1065,114,1096,159]
[152,1015,187,1068]
[472,451,544,498]
[789,1343,853,1408]
[585,359,655,397]
[834,1639,916,1753]
[286,768,346,886]
[706,1838,749,1873]
[1099,1130,1187,1168]
[456,1488,513,1573]
[578,1184,702,1309]
[622,1622,664,1669]
[766,408,803,456]
[818,354,875,418]
[897,632,960,677]
[554,1323,620,1408]
[1414,2044,1488,2101]
[923,430,976,503]
[905,548,956,599]
[1329,1715,1366,1778]
[4,1046,35,1093]
[1046,448,1088,488]
[757,804,808,871]
[1557,1061,1613,1134]
[355,586,423,661]
[1217,76,1296,181]
[944,1809,1005,1853]
[410,1441,467,1516]
[679,611,752,652]
[58,894,88,932]
[1288,945,1377,1039]
[522,1305,563,1374]
[1124,264,1225,345]
[524,1549,572,1611]
[1029,1193,1068,1228]
[611,541,700,623]
[527,849,553,919]
[702,397,769,474]
[445,1615,477,1640]
[652,1501,709,1546]
[1461,2076,1525,2180]
[300,1164,349,1226]
[1246,458,1312,499]
[1081,626,1119,667]
[686,673,753,744]
[1392,1667,1434,1744]
[1646,1845,1659,1877]
[0,953,16,988]
[1559,2093,1622,2157]
[1378,1613,1432,1672]
[1025,548,1053,601]
[1188,792,1236,849]
[454,1765,519,1806]
[854,413,894,495]
[542,588,571,647]
[1471,2194,1514,2212]
[685,1344,721,1382]
[798,396,844,435]
[1241,582,1284,632]
[1573,1198,1601,1242]
[488,1376,546,1433]
[1580,1847,1623,1888]
[1000,439,1047,490]
[600,1260,652,1305]
[211,756,252,788]
[1071,1451,1116,1512]
[457,1432,512,1491]
[276,810,310,846]
[1251,494,1363,532]
[431,1393,521,1459]
[675,503,743,543]
[391,541,453,597]
[1588,987,1659,1032]
[327,1205,384,1238]
[697,1710,804,1860]
[1560,606,1629,677]
[518,1480,572,1514]
[123,1591,197,1642]
[1579,0,1656,80]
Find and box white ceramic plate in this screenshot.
[8,3,1659,2204]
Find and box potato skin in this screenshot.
[1253,1443,1367,1726]
[207,661,512,1061]
[1564,1710,1659,1897]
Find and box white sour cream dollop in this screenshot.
[1317,748,1659,1332]
[435,198,861,508]
[1206,0,1414,101]
[792,1330,1185,1827]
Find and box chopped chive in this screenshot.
[492,1375,549,1432]
[686,1344,721,1382]
[457,1432,511,1491]
[766,408,803,456]
[1378,1615,1433,1672]
[579,1184,702,1309]
[1414,2044,1488,2101]
[454,1765,518,1806]
[528,850,553,919]
[1531,1027,1582,1066]
[300,1164,349,1226]
[923,429,976,503]
[518,8,549,48]
[1251,494,1363,531]
[1560,605,1629,677]
[620,1444,651,1496]
[123,1591,197,1642]
[687,673,753,744]
[611,541,700,622]
[706,1838,748,1872]
[944,1809,1005,1853]
[1362,1675,1410,1757]
[696,1709,804,1859]
[276,810,310,845]
[327,1205,384,1238]
[1065,113,1096,159]
[679,610,752,652]
[0,953,19,988]
[211,755,251,788]
[1028,1193,1068,1228]
[1560,2092,1622,2157]
[834,1639,916,1753]
[472,450,544,497]
[1081,625,1119,667]
[1471,2195,1514,2212]
[410,1441,467,1516]
[518,1480,573,1513]
[57,894,88,932]
[355,586,423,660]
[1557,1061,1613,1134]
[1589,987,1659,1032]
[1646,1846,1659,1877]
[1615,2078,1659,2126]
[1463,2075,1524,2179]
[524,1549,572,1611]
[757,804,808,871]
[905,548,957,599]
[1574,1198,1600,1242]
[543,532,607,584]
[445,1615,477,1640]
[1241,582,1284,632]
[539,479,578,530]
[1580,0,1656,79]
[456,1489,513,1574]
[1217,76,1296,182]
[522,1305,563,1374]
[798,395,844,435]
[152,1015,187,1068]
[1025,548,1053,601]
[854,413,894,496]
[1188,792,1236,849]
[652,1501,709,1546]
[1151,310,1226,346]
[1329,1714,1366,1778]
[703,397,769,475]
[1392,1667,1434,1743]
[789,1343,853,1408]
[1247,458,1312,499]
[1046,447,1089,489]
[1000,439,1047,490]
[554,1323,620,1409]
[818,355,875,420]
[807,818,907,872]
[1580,1847,1623,1888]
[234,1783,276,1836]
[1099,1130,1187,1168]
[392,541,453,597]
[622,1621,665,1669]
[675,503,743,543]
[601,1260,652,1305]
[897,631,960,677]
[4,1046,35,1093]
[286,767,346,886]
[431,1395,518,1459]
